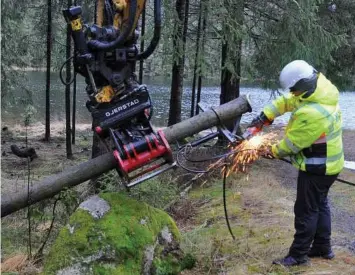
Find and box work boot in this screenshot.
[272,255,309,267]
[308,247,335,259]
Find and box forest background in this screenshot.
[2,0,355,127]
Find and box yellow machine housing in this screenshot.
[94,0,146,103]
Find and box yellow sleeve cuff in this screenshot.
[263,108,275,121]
[271,144,280,159]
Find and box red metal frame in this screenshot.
[157,130,173,162]
[112,131,173,179]
[95,126,103,136]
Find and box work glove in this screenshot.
[262,145,275,159]
[248,112,273,129]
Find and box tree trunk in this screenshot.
[44,0,52,141]
[72,0,77,145]
[1,96,251,217]
[89,129,108,192]
[89,0,107,191]
[220,0,244,105]
[65,0,73,158]
[168,0,188,126]
[190,0,202,118]
[219,0,244,134]
[220,41,241,105]
[72,74,76,144]
[139,6,146,84]
[195,1,207,115]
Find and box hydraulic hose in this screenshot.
[104,0,114,25]
[60,56,75,85]
[88,0,137,51]
[137,0,161,60]
[223,161,236,240]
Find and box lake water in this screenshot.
[2,72,355,129]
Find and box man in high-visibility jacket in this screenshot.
[249,60,344,266]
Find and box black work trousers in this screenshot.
[288,170,338,258]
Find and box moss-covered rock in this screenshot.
[44,193,194,274]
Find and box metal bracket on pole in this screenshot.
[186,103,243,148]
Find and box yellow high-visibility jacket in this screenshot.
[263,73,344,175]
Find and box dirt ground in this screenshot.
[1,122,93,194]
[1,122,355,274]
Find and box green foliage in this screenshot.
[94,170,123,193]
[2,0,354,90]
[319,0,355,89]
[1,220,29,257]
[93,172,180,210]
[22,105,37,126]
[252,0,347,87]
[129,176,179,209]
[180,253,196,269]
[60,188,81,214]
[153,255,181,275]
[1,1,29,104]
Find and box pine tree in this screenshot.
[250,0,346,87]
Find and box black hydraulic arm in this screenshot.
[63,6,92,62]
[137,0,162,60]
[87,0,138,51]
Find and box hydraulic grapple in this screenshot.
[63,0,174,188]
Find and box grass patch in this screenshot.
[128,174,180,209]
[331,170,355,212]
[179,163,355,274]
[1,219,29,257]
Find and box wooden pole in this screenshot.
[1,96,251,217]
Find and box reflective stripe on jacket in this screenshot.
[263,73,344,175]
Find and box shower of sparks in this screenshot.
[227,133,277,175]
[207,132,277,176]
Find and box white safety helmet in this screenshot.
[279,60,316,90]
